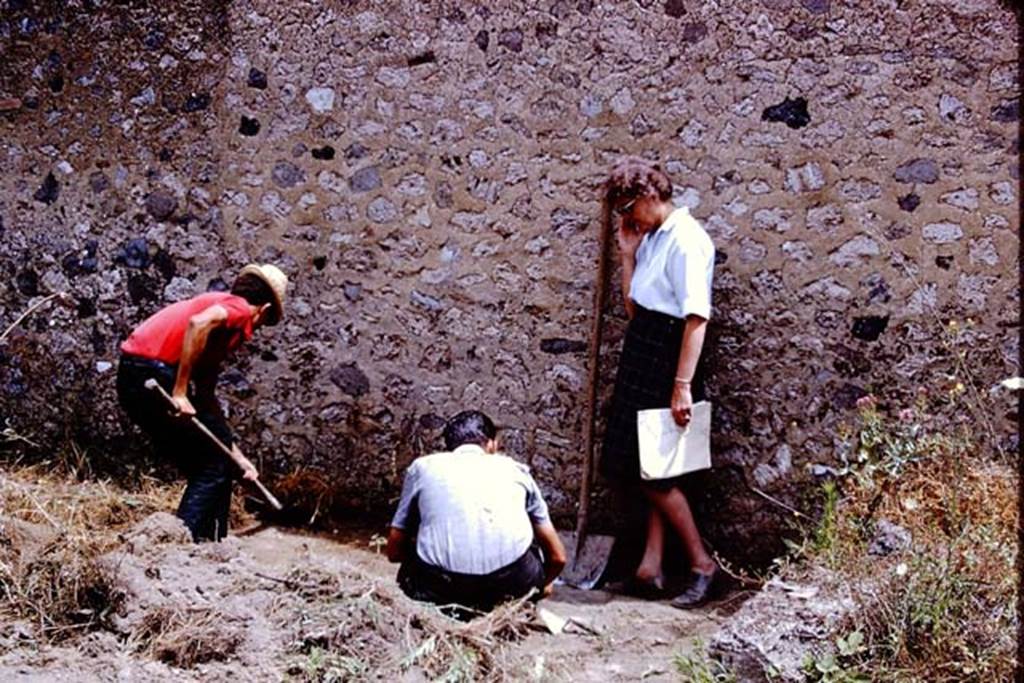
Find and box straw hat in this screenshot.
[238,263,287,325]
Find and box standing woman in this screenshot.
[600,157,718,609]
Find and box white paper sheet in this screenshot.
[637,401,711,480]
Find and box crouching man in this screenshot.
[387,410,567,614]
[116,264,287,542]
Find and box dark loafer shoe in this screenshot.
[604,574,668,600]
[670,569,716,609]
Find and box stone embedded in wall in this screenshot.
[839,178,882,202]
[239,116,260,136]
[350,166,382,193]
[752,207,792,232]
[829,235,880,266]
[498,29,523,52]
[305,87,335,113]
[806,203,844,236]
[940,188,979,210]
[897,192,920,212]
[922,222,963,243]
[145,192,177,221]
[784,162,825,193]
[116,239,150,269]
[938,93,971,124]
[272,161,305,189]
[957,273,998,310]
[988,181,1015,205]
[367,197,398,223]
[247,67,267,89]
[851,315,889,342]
[33,172,59,204]
[893,158,939,184]
[330,363,371,397]
[990,99,1019,122]
[761,96,811,129]
[968,237,998,266]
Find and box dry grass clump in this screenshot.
[272,565,536,682]
[0,463,186,640]
[798,399,1017,682]
[133,604,245,667]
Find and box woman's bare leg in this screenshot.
[635,508,666,582]
[643,486,716,575]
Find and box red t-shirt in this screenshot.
[120,292,255,364]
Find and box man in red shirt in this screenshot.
[116,264,287,541]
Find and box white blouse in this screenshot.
[629,206,715,320]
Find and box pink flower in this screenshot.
[898,408,915,422]
[855,394,878,410]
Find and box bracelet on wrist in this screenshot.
[674,377,691,385]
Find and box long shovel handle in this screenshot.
[574,200,613,557]
[144,379,283,510]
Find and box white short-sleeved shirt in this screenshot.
[390,444,551,575]
[629,206,715,320]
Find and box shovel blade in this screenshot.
[558,531,614,590]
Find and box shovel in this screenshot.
[144,378,283,510]
[560,200,615,589]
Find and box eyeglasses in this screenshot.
[614,198,638,216]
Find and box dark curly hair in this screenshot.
[604,156,673,205]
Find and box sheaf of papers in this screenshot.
[637,401,712,480]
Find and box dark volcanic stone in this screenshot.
[407,51,436,67]
[990,99,1019,122]
[15,269,38,296]
[127,273,160,304]
[681,21,708,43]
[832,383,868,410]
[343,281,362,301]
[152,248,176,281]
[183,92,211,112]
[330,363,370,397]
[313,255,327,270]
[350,166,382,192]
[761,96,811,129]
[498,28,523,52]
[76,297,97,318]
[665,0,687,17]
[207,277,229,292]
[239,115,260,136]
[272,161,305,188]
[474,29,489,51]
[311,145,335,160]
[419,413,445,429]
[934,255,954,270]
[247,67,268,89]
[145,191,177,220]
[117,238,150,269]
[540,338,587,354]
[893,158,939,184]
[33,172,59,204]
[897,193,920,211]
[851,314,890,341]
[48,73,64,93]
[801,0,830,13]
[142,28,165,49]
[345,142,368,160]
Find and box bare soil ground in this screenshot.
[1,502,737,682]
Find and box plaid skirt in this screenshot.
[599,305,706,485]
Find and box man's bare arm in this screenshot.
[172,304,229,415]
[386,527,410,563]
[533,521,568,594]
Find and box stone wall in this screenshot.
[0,0,1018,566]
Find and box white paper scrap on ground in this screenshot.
[637,401,712,480]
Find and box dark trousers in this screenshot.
[397,545,546,618]
[116,354,234,542]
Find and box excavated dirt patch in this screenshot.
[1,512,737,681]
